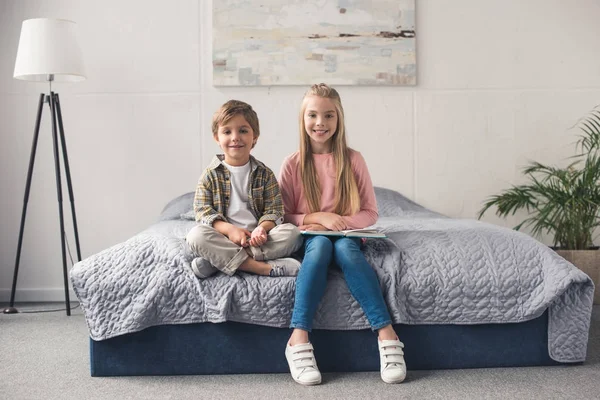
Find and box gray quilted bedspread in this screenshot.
[70,188,594,363]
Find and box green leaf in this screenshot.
[480,106,600,249]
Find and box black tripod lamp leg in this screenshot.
[53,92,82,262]
[49,92,71,316]
[3,94,46,315]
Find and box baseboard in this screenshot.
[0,288,78,303]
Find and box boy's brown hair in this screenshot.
[212,100,260,147]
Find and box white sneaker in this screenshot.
[378,339,406,384]
[268,258,301,277]
[285,342,322,386]
[190,257,218,279]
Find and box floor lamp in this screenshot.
[3,18,86,316]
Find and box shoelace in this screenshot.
[269,266,284,277]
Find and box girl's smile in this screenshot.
[312,129,329,136]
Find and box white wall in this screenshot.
[1,0,600,302]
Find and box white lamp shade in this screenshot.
[14,18,85,82]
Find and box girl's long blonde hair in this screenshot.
[299,83,360,216]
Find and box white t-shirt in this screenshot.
[222,160,258,231]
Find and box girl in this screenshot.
[279,83,406,385]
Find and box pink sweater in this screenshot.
[278,149,378,229]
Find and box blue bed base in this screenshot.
[90,311,560,376]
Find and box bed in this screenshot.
[71,187,594,376]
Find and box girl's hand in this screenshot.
[228,226,252,247]
[249,226,268,247]
[317,212,347,231]
[299,223,327,231]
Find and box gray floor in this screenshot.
[1,303,598,400]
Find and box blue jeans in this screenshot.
[290,235,392,332]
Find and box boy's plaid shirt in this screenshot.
[193,155,284,226]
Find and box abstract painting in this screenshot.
[213,0,416,86]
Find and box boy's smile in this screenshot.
[215,114,256,166]
[303,95,338,154]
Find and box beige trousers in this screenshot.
[186,223,303,276]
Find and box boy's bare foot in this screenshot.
[238,258,272,275]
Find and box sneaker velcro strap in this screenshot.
[291,352,315,362]
[296,359,317,369]
[290,343,314,355]
[379,340,404,348]
[381,347,404,357]
[383,354,405,364]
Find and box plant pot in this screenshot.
[555,250,600,305]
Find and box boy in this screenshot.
[186,100,303,278]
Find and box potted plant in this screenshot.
[478,107,600,304]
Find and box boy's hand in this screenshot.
[249,226,268,247]
[317,213,347,231]
[228,227,252,247]
[299,223,327,231]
